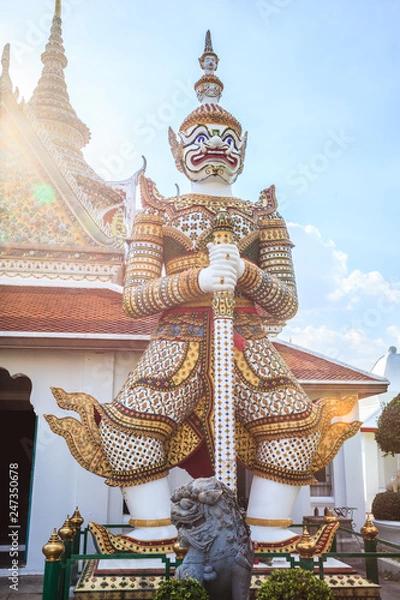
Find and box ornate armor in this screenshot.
[96,175,351,488]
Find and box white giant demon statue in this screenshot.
[46,31,360,551]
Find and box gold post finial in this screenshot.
[70,507,84,530]
[58,515,75,542]
[42,528,65,562]
[55,0,62,18]
[296,525,317,559]
[361,513,379,541]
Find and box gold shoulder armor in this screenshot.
[139,172,167,210]
[256,184,278,214]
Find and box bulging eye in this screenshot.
[196,134,207,143]
[180,498,194,510]
[225,136,234,145]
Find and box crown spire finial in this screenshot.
[195,31,223,104]
[198,30,219,75]
[204,30,213,54]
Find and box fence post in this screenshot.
[70,507,84,583]
[71,507,84,555]
[58,515,76,599]
[296,526,316,572]
[42,529,65,600]
[324,508,338,553]
[361,513,379,584]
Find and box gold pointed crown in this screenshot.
[180,104,242,136]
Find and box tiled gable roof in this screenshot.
[274,340,378,383]
[0,285,388,390]
[0,285,155,336]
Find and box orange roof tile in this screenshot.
[0,285,156,336]
[274,340,378,383]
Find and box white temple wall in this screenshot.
[0,347,141,574]
[362,432,381,511]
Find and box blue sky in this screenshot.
[1,0,399,371]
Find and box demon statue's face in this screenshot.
[169,122,247,185]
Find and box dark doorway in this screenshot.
[0,368,35,567]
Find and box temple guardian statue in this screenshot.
[46,31,361,552]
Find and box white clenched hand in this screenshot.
[198,242,245,293]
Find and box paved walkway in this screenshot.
[0,573,398,599]
[0,575,43,599]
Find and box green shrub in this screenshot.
[375,394,400,456]
[371,491,400,521]
[153,578,209,600]
[257,568,335,600]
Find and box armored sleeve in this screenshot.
[123,206,203,318]
[236,210,298,321]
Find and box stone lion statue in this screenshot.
[170,477,254,600]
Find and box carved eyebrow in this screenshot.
[221,128,240,140]
[181,124,209,144]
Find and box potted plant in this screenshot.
[372,393,400,543]
[256,568,335,600]
[154,578,209,600]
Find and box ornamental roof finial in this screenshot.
[195,30,223,104]
[0,44,12,94]
[55,0,62,18]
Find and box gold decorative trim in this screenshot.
[212,290,235,318]
[129,518,172,528]
[246,517,293,527]
[180,104,243,136]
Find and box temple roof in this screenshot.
[0,284,389,398]
[0,4,138,284]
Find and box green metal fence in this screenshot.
[42,512,400,600]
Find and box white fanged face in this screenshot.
[179,123,247,185]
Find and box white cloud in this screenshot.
[281,323,389,371]
[328,269,400,305]
[283,223,400,370]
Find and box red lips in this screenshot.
[190,151,238,168]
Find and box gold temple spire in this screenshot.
[0,44,12,93]
[27,0,90,154]
[55,0,62,18]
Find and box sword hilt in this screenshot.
[211,209,235,319]
[212,208,234,245]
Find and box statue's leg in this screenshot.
[122,478,177,540]
[247,475,300,542]
[234,338,322,542]
[99,338,203,543]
